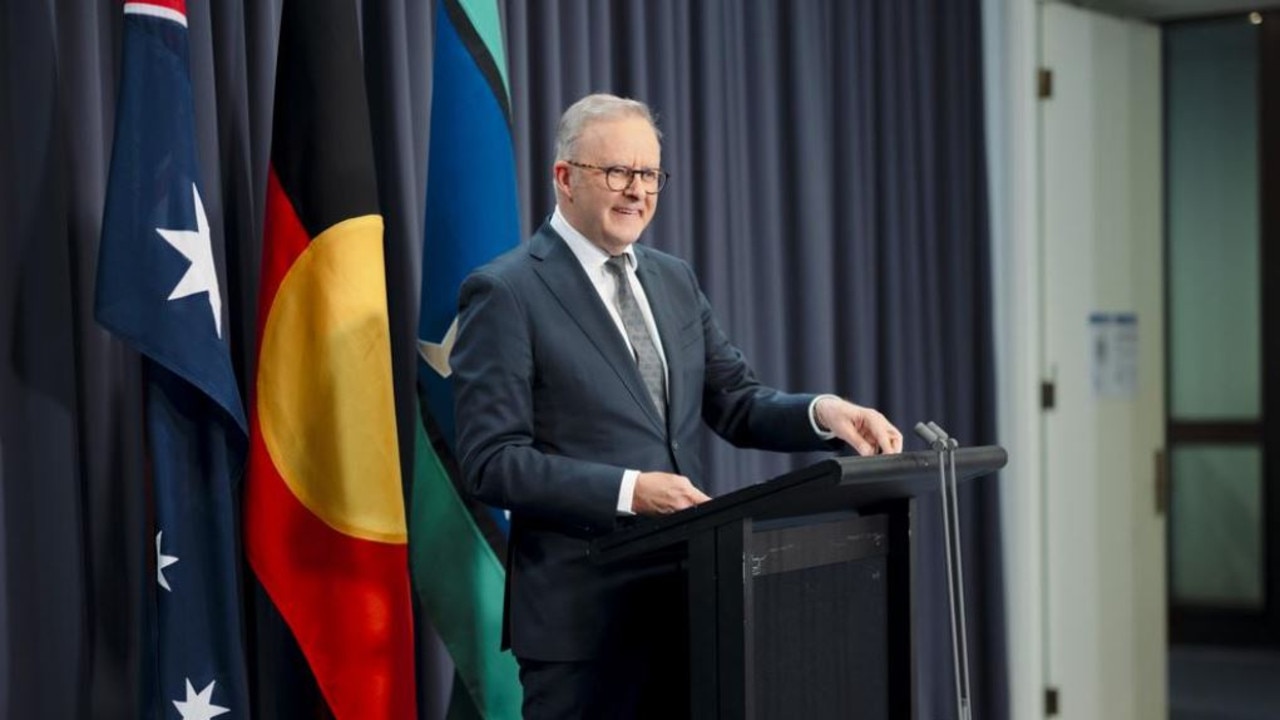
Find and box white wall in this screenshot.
[984,0,1045,718]
[989,1,1166,718]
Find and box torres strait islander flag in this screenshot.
[95,1,249,718]
[412,0,523,716]
[243,0,416,718]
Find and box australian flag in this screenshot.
[95,2,250,718]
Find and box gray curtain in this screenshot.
[0,0,1004,718]
[3,3,143,718]
[505,2,1005,718]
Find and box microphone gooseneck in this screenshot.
[916,420,973,720]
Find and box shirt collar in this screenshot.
[551,205,638,273]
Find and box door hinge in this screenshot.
[1155,449,1168,516]
[1038,67,1054,99]
[1041,380,1056,410]
[1045,686,1060,716]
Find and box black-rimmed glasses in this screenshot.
[566,160,670,194]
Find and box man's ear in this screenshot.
[553,162,572,201]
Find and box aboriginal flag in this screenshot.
[243,1,417,718]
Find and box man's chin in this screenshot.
[606,235,642,250]
[606,223,648,245]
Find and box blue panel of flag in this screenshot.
[418,0,522,446]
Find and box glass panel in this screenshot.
[1167,20,1260,420]
[1170,445,1264,609]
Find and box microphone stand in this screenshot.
[914,421,973,720]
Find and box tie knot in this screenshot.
[604,254,629,278]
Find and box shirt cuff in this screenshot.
[808,394,841,440]
[617,469,640,516]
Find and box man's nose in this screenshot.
[622,172,643,198]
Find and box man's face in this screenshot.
[555,116,661,255]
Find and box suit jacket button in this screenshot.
[671,441,680,450]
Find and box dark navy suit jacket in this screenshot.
[451,221,833,661]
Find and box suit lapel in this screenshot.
[528,225,666,431]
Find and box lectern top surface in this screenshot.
[591,445,1007,562]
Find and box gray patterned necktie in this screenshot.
[604,255,667,424]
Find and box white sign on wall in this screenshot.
[1090,312,1138,398]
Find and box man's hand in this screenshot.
[814,397,904,456]
[632,472,711,515]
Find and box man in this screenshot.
[451,94,903,718]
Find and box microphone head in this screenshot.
[914,422,950,451]
[913,422,939,444]
[926,421,951,441]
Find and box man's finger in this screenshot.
[872,424,899,454]
[677,478,711,506]
[837,421,874,456]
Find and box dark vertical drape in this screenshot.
[1,2,145,718]
[506,1,1005,717]
[0,0,1004,718]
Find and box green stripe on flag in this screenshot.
[409,416,520,718]
[454,0,509,97]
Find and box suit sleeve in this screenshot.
[451,270,625,530]
[689,263,839,452]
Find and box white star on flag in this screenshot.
[157,183,224,338]
[156,531,179,591]
[173,679,230,720]
[418,315,458,378]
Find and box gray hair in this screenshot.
[554,94,662,161]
